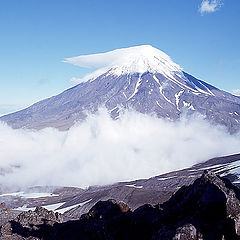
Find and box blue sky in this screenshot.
[0,0,239,115]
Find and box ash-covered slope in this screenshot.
[1,45,240,132]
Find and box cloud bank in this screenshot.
[199,0,223,15]
[0,109,240,190]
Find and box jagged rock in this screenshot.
[234,215,240,236]
[173,224,203,240]
[0,203,7,211]
[1,222,13,236]
[118,201,130,213]
[152,171,240,240]
[0,209,21,238]
[0,207,62,239]
[85,199,130,220]
[16,206,62,228]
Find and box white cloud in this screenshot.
[0,109,240,190]
[199,0,223,15]
[232,89,240,96]
[64,45,182,83]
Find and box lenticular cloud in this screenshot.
[0,109,240,189]
[63,45,182,83]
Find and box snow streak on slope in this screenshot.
[64,45,186,83]
[153,75,174,105]
[0,109,240,189]
[128,76,142,100]
[175,90,184,110]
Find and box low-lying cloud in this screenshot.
[199,0,223,15]
[0,109,239,189]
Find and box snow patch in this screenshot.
[192,92,201,96]
[156,101,162,108]
[13,205,35,211]
[0,192,58,199]
[13,199,93,214]
[158,176,177,181]
[191,81,214,96]
[149,89,153,95]
[175,90,184,110]
[183,101,195,110]
[128,76,142,100]
[56,199,92,214]
[125,184,143,189]
[153,75,173,105]
[109,106,118,112]
[42,202,66,211]
[122,92,127,99]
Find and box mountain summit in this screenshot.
[1,45,240,132]
[64,45,184,81]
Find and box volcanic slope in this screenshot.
[1,45,240,132]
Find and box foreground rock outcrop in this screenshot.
[0,207,62,239]
[1,171,240,239]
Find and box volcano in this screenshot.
[1,45,240,132]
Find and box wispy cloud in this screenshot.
[199,0,223,15]
[232,89,240,96]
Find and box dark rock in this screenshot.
[86,199,130,220]
[152,171,240,239]
[16,206,62,228]
[173,224,203,240]
[0,203,7,211]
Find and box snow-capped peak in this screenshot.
[64,45,184,83]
